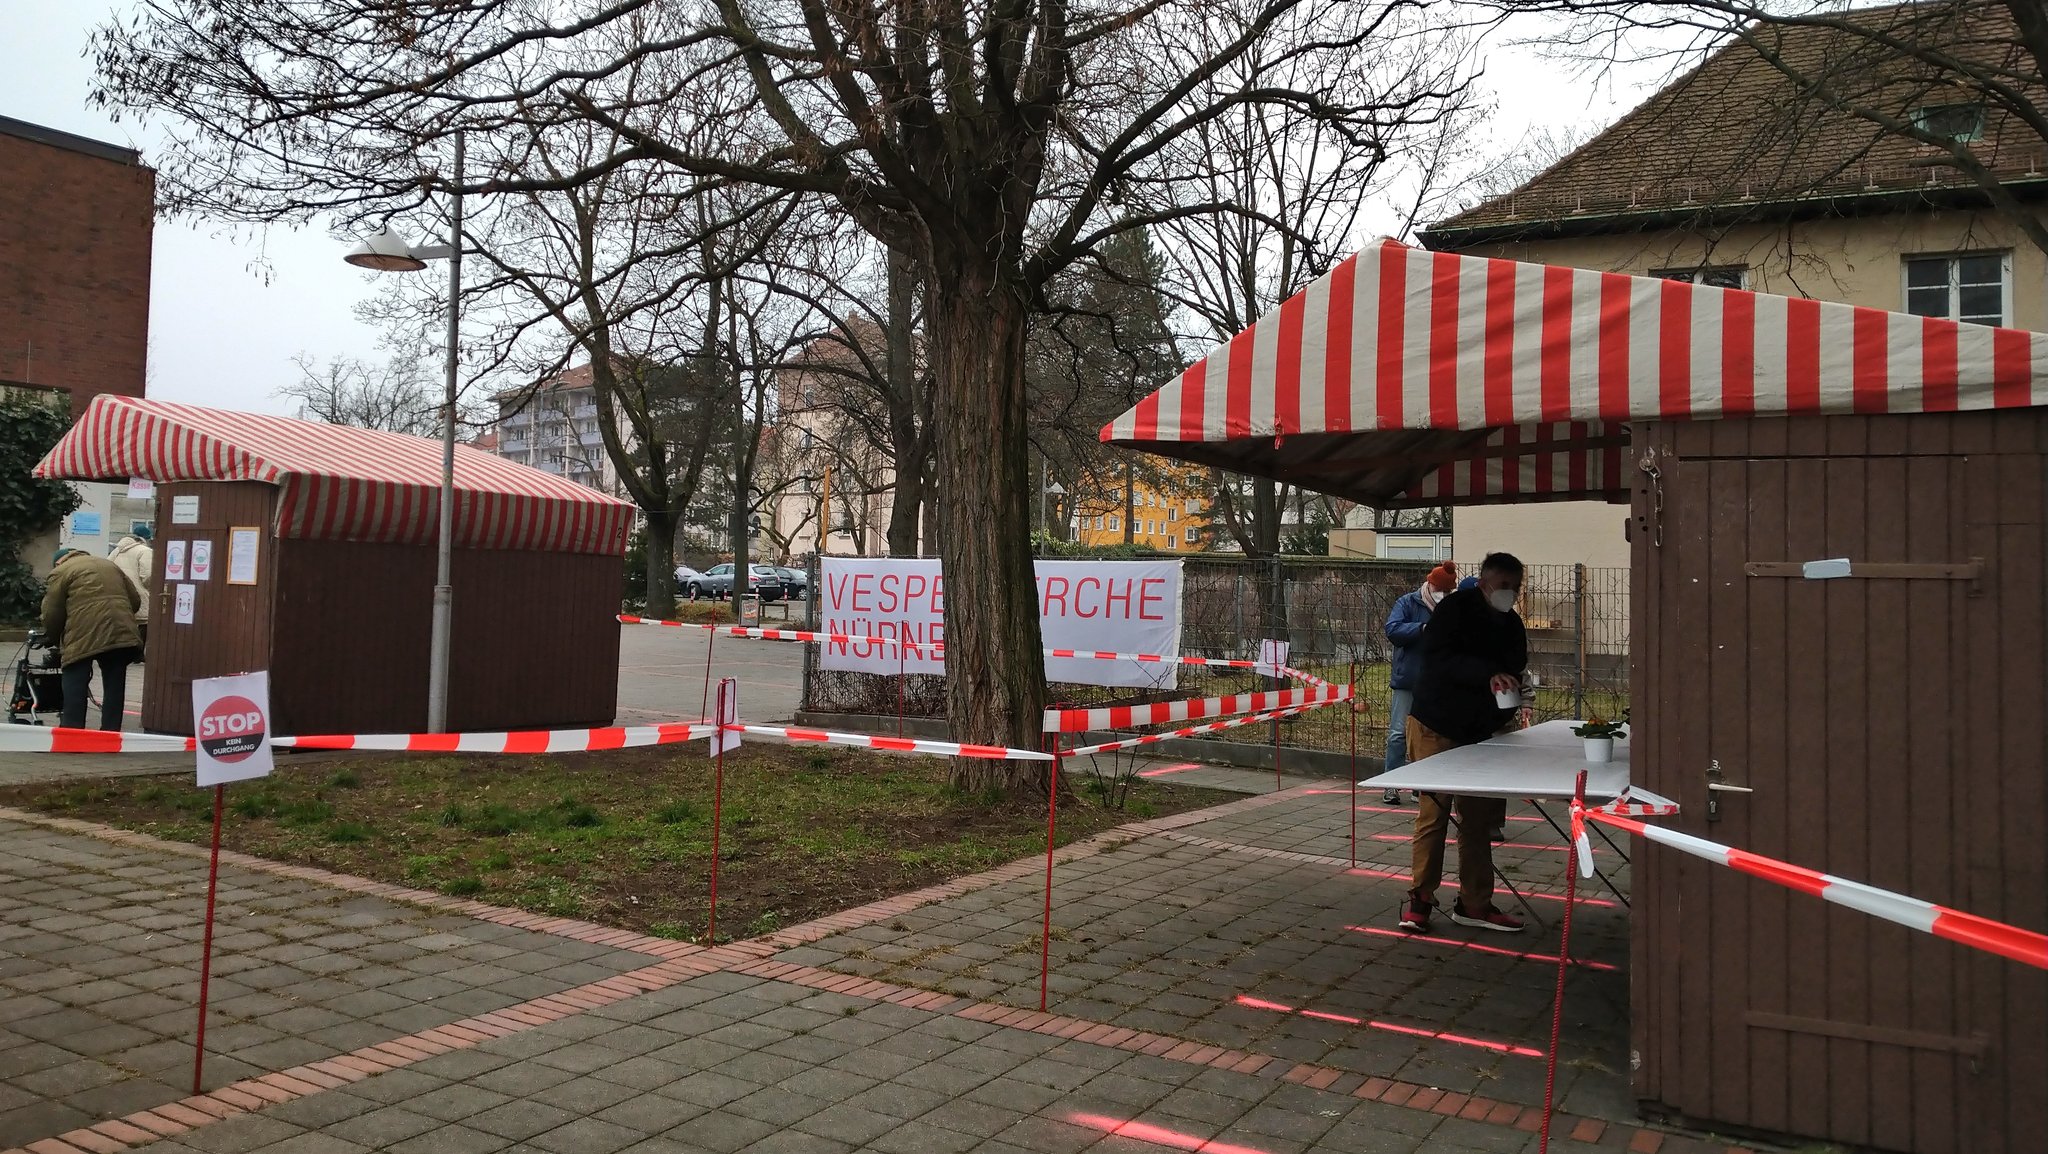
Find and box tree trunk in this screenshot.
[926,272,1048,793]
[644,506,679,618]
[885,249,925,558]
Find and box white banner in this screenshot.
[818,558,1182,689]
[193,671,275,786]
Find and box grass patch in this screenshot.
[0,743,1236,941]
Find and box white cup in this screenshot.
[1493,686,1521,709]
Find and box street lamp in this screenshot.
[344,132,465,733]
[1042,480,1066,537]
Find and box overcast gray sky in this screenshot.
[3,5,1665,419]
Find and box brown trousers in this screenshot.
[1405,716,1507,912]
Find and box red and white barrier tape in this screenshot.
[1578,804,2048,971]
[0,721,1043,762]
[277,723,715,753]
[620,614,1317,673]
[1061,703,1323,757]
[1043,682,1351,733]
[617,617,942,653]
[716,723,1049,761]
[0,728,196,753]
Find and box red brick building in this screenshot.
[0,116,155,411]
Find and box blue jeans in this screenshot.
[1385,688,1414,774]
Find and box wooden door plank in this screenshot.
[1961,454,2003,1154]
[1905,451,1959,1154]
[1860,452,1916,1151]
[1821,455,1873,1147]
[1628,425,1664,1105]
[1742,456,1792,1134]
[1704,458,1752,1126]
[1672,442,1717,1116]
[1782,455,1832,1141]
[1994,451,2047,1148]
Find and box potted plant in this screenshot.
[1572,711,1628,764]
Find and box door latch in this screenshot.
[1705,760,1752,823]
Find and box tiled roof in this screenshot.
[1426,1,2047,243]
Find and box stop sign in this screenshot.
[197,694,266,762]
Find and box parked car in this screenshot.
[673,564,704,591]
[684,563,785,602]
[774,566,809,599]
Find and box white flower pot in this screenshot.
[1583,736,1614,764]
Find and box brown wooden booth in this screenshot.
[1104,239,2047,1154]
[36,397,637,737]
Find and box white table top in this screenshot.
[1360,719,1636,801]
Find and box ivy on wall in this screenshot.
[0,397,81,624]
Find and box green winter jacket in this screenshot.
[41,554,143,666]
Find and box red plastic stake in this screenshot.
[193,783,224,1094]
[1039,740,1061,1012]
[700,627,717,721]
[1348,660,1358,870]
[708,679,732,944]
[1538,768,1589,1154]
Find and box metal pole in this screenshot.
[1573,563,1588,720]
[427,131,464,734]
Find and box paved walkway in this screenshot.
[0,779,1755,1154]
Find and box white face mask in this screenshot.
[1487,588,1518,614]
[1419,584,1441,608]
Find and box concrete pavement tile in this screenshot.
[724,1085,834,1126]
[985,1114,1104,1154]
[530,1076,642,1115]
[465,1099,583,1142]
[473,1059,580,1098]
[405,1083,518,1123]
[0,1097,93,1146]
[663,1110,778,1152]
[775,1067,879,1104]
[591,1094,707,1135]
[915,1098,1029,1141]
[322,1105,444,1149]
[242,1132,372,1154]
[711,1050,811,1086]
[383,1123,513,1154]
[655,1071,759,1109]
[860,1119,981,1154]
[528,1116,646,1154]
[963,1077,1066,1114]
[889,1062,994,1098]
[789,1103,900,1146]
[739,1131,853,1154]
[336,1068,448,1106]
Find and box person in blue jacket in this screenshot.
[1380,564,1458,803]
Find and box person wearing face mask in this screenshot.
[1397,552,1529,934]
[1376,563,1458,804]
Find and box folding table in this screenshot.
[1358,720,1678,924]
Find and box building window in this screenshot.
[1654,266,1748,290]
[1165,536,1177,550]
[1184,527,1199,545]
[1108,516,1119,531]
[1168,507,1178,522]
[1914,103,1985,143]
[1904,252,2009,326]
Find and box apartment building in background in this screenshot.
[1,115,158,567]
[490,364,630,497]
[1421,3,2048,570]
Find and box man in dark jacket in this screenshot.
[1399,552,1528,934]
[1379,563,1457,803]
[41,547,144,731]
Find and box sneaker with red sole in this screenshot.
[1449,902,1525,933]
[1398,894,1433,933]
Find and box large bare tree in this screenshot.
[92,0,1475,784]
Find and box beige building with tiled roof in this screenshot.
[1424,0,2048,567]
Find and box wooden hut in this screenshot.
[1103,238,2047,1154]
[36,396,636,737]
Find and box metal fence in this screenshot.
[799,556,1630,761]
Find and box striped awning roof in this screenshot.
[1103,238,2048,506]
[37,395,635,556]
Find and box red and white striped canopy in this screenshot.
[38,396,635,555]
[1103,239,2048,506]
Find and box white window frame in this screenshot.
[1901,250,2013,328]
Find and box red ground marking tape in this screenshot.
[1584,807,2048,970]
[1137,763,1204,778]
[1342,865,1617,908]
[1344,925,1620,971]
[1068,1112,1275,1154]
[1369,832,1589,854]
[1232,994,1544,1058]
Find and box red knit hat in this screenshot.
[1425,563,1458,593]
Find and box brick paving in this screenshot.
[0,777,1762,1154]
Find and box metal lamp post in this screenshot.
[344,132,464,733]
